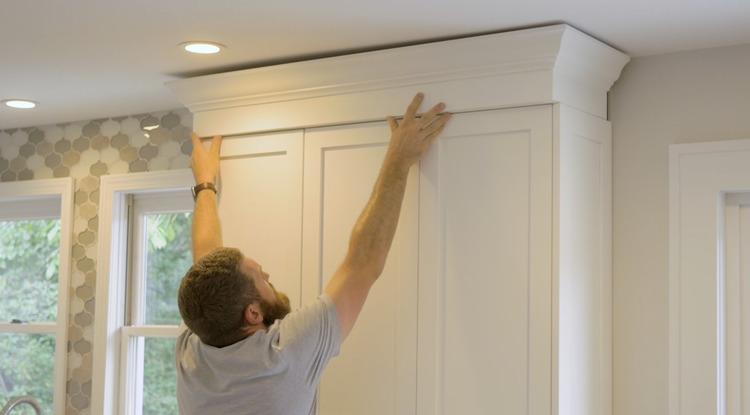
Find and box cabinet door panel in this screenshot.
[303,122,419,414]
[218,131,304,308]
[418,106,553,415]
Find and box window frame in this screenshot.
[91,170,193,415]
[0,177,74,415]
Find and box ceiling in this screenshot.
[2,0,750,130]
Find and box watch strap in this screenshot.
[192,182,217,200]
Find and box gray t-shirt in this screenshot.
[175,294,341,415]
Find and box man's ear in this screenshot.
[243,301,264,326]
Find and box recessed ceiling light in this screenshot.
[180,41,225,54]
[2,99,38,109]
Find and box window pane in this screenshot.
[0,333,54,412]
[0,219,60,322]
[141,337,177,415]
[144,212,191,325]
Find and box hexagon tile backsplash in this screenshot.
[0,108,193,414]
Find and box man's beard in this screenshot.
[261,286,291,326]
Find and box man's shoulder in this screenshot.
[279,294,336,328]
[275,293,339,349]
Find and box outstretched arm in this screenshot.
[324,93,450,342]
[190,133,223,262]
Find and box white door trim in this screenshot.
[669,139,750,415]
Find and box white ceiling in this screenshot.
[2,0,750,130]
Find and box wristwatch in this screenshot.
[192,182,217,200]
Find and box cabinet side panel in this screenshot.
[556,104,612,415]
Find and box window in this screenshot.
[92,169,193,415]
[0,178,74,415]
[121,193,192,415]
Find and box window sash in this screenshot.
[129,193,192,327]
[119,326,181,415]
[0,322,56,334]
[0,178,74,415]
[0,196,60,221]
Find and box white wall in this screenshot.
[610,43,750,415]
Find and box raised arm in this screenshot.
[324,93,450,341]
[190,133,223,262]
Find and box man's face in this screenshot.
[240,257,291,325]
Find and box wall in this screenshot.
[0,109,193,415]
[610,43,750,414]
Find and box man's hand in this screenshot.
[191,133,222,185]
[385,93,450,170]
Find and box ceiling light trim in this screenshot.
[2,99,38,109]
[180,41,226,54]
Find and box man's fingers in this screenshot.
[191,132,202,150]
[387,116,399,132]
[404,93,424,120]
[422,102,446,120]
[414,100,445,124]
[421,113,450,137]
[209,135,222,158]
[418,103,448,132]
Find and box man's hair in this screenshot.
[178,247,260,347]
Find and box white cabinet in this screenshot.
[169,24,628,414]
[417,106,553,414]
[217,131,304,308]
[302,122,420,414]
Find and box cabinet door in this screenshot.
[218,131,304,308]
[418,106,553,415]
[302,122,420,414]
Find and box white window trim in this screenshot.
[0,177,74,415]
[91,169,193,415]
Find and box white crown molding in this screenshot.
[167,24,629,136]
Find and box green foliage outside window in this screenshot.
[0,219,60,411]
[141,212,192,415]
[144,212,191,325]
